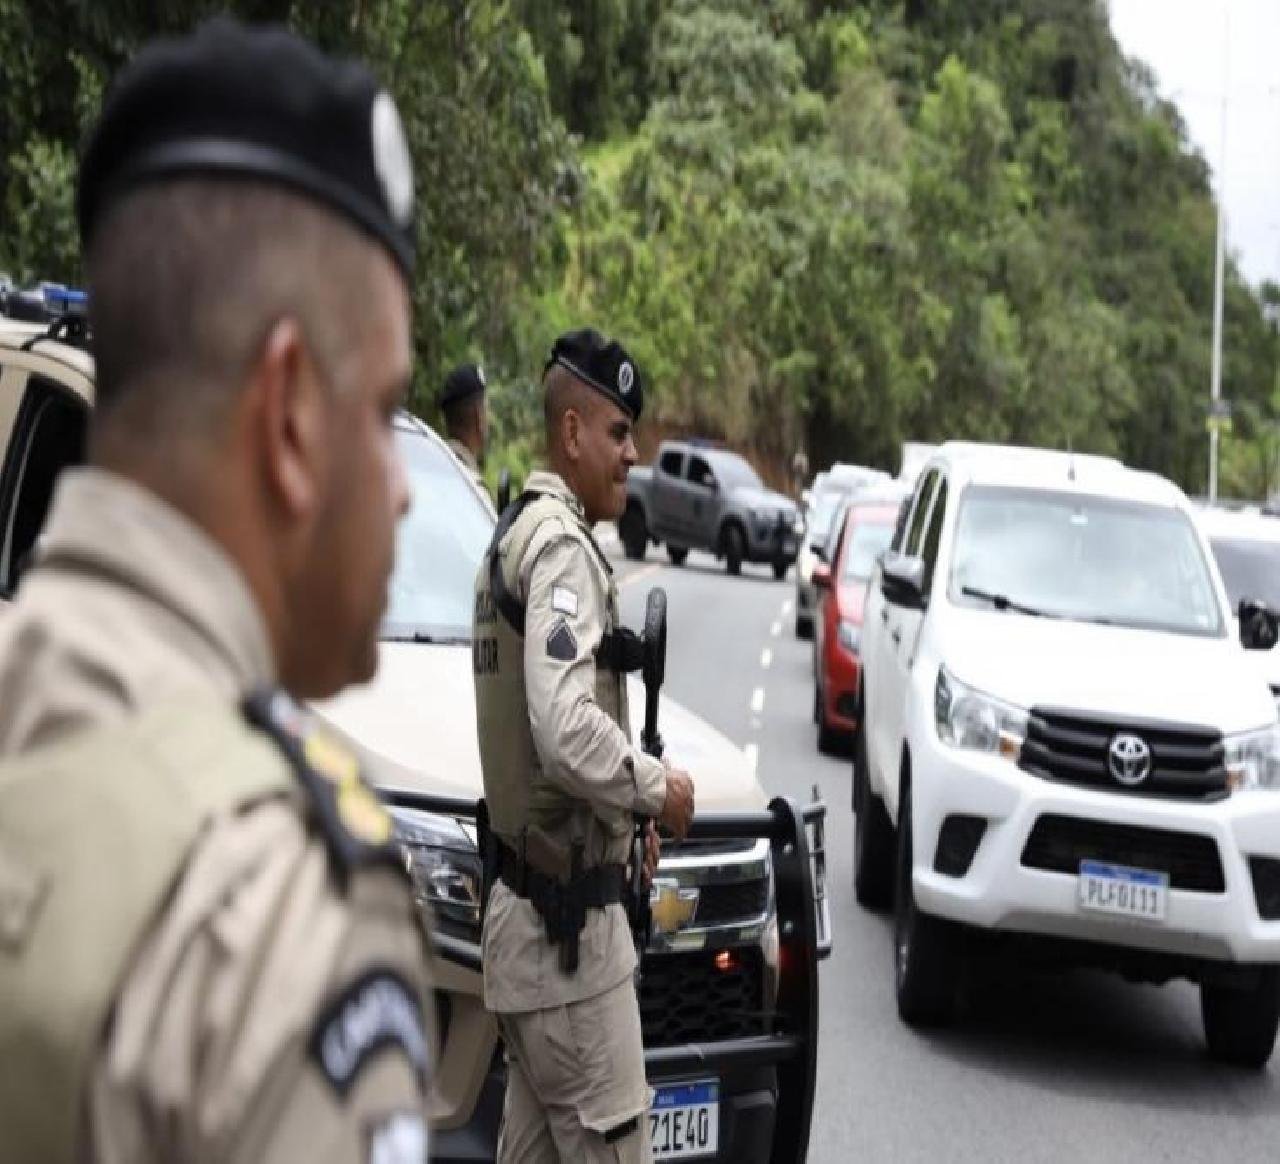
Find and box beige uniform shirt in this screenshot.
[482,470,666,1015]
[0,469,433,1164]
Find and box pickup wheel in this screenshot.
[772,558,789,581]
[667,545,688,566]
[619,505,648,561]
[894,782,960,1026]
[722,523,745,576]
[1201,969,1280,1069]
[853,723,894,910]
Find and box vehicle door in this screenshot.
[649,446,686,541]
[868,469,937,799]
[684,454,721,544]
[0,359,90,603]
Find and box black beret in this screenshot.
[77,17,416,277]
[545,328,644,421]
[440,363,487,409]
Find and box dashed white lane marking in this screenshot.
[618,562,663,589]
[750,686,765,715]
[744,743,759,777]
[782,600,793,616]
[770,620,782,637]
[761,648,773,669]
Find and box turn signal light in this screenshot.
[714,949,738,973]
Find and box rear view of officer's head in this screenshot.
[440,363,488,462]
[543,328,643,523]
[79,18,416,698]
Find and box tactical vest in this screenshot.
[0,694,404,1164]
[473,489,634,872]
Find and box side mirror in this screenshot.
[1238,598,1279,651]
[812,542,828,563]
[881,551,925,610]
[812,562,832,591]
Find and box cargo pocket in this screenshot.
[563,982,650,1142]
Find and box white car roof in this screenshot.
[928,441,1185,509]
[1194,504,1280,544]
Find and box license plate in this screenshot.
[649,1079,719,1159]
[1078,859,1168,922]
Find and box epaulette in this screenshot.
[242,687,404,881]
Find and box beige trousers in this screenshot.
[497,978,652,1163]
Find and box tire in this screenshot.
[795,612,813,640]
[772,558,789,581]
[1201,968,1280,1068]
[619,505,647,561]
[723,523,745,576]
[893,781,960,1026]
[667,545,688,566]
[853,723,894,910]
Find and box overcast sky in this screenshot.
[1108,0,1280,289]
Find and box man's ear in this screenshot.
[251,317,327,520]
[563,407,582,462]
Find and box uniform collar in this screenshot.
[524,469,586,522]
[34,467,276,692]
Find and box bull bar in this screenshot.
[381,786,830,1164]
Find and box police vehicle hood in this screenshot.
[314,641,766,809]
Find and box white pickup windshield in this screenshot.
[948,486,1224,637]
[382,424,493,643]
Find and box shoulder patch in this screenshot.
[243,688,401,878]
[310,968,429,1098]
[546,619,578,662]
[551,585,579,617]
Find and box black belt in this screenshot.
[495,842,627,908]
[493,838,627,974]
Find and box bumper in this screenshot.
[908,721,1280,965]
[819,641,860,732]
[746,522,799,563]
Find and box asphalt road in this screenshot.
[611,542,1280,1164]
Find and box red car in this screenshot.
[813,499,899,752]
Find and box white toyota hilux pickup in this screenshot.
[854,441,1280,1067]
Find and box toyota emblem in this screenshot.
[1108,732,1152,786]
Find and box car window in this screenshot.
[0,373,88,597]
[919,477,949,594]
[687,455,715,488]
[383,425,494,643]
[904,470,937,556]
[840,516,896,582]
[949,486,1224,637]
[1208,535,1280,611]
[659,449,683,477]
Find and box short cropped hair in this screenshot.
[86,178,385,441]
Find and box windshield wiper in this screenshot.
[960,586,1057,618]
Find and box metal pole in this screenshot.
[1209,3,1230,503]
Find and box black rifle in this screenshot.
[629,587,667,953]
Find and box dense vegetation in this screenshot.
[3,0,1278,497]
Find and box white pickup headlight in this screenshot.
[1224,725,1280,792]
[934,665,1027,759]
[390,807,482,939]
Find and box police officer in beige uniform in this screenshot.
[473,329,696,1162]
[441,362,490,502]
[0,20,434,1164]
